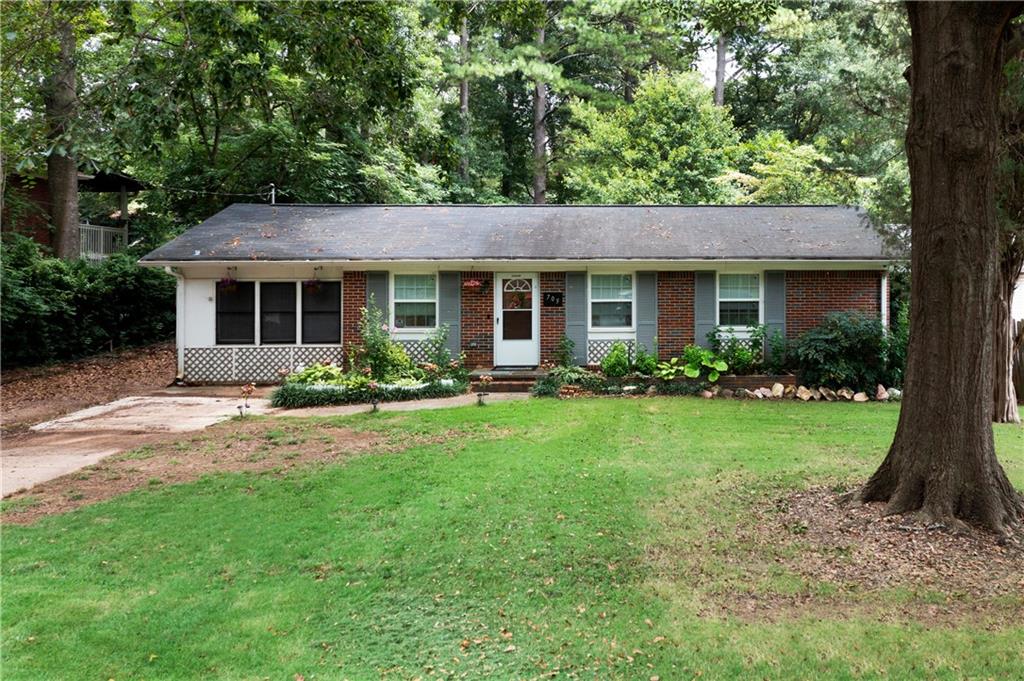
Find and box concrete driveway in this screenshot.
[2,394,272,497]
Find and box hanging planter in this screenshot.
[462,277,490,293]
[302,278,324,295]
[217,276,239,293]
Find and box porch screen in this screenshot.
[215,281,255,345]
[302,282,342,344]
[260,282,297,344]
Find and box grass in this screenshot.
[2,399,1022,680]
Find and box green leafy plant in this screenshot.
[792,312,889,390]
[763,329,790,376]
[554,334,576,367]
[657,345,728,383]
[422,325,470,381]
[287,362,346,385]
[600,341,631,378]
[349,298,415,381]
[632,344,658,376]
[885,301,909,388]
[709,325,764,375]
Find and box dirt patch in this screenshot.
[1,343,177,434]
[720,486,1024,623]
[1,419,386,525]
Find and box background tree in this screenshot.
[858,2,1024,538]
[560,71,737,203]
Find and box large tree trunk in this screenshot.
[994,245,1024,423]
[859,2,1024,538]
[532,25,547,205]
[714,33,727,107]
[458,15,470,184]
[44,19,79,260]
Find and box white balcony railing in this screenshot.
[79,223,127,259]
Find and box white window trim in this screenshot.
[390,272,439,338]
[214,279,343,347]
[715,271,764,339]
[587,271,636,335]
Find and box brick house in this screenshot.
[140,204,892,383]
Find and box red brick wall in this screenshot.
[540,272,566,364]
[785,270,882,338]
[342,271,366,362]
[657,271,695,359]
[461,271,494,367]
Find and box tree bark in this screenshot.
[458,15,470,184]
[714,33,727,107]
[44,19,79,260]
[993,247,1023,423]
[859,2,1024,538]
[532,25,547,205]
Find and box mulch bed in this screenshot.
[1,343,177,434]
[722,486,1024,624]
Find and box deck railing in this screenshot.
[79,223,127,259]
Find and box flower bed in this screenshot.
[271,378,469,408]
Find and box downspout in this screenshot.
[165,266,186,382]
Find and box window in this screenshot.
[216,281,255,345]
[302,282,342,344]
[718,273,760,328]
[260,282,297,344]
[393,274,437,329]
[590,274,633,328]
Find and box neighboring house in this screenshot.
[140,204,892,383]
[2,171,144,259]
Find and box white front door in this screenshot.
[493,273,540,366]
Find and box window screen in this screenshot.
[302,282,342,344]
[394,274,437,329]
[260,282,296,344]
[718,274,760,327]
[216,281,255,345]
[591,274,633,328]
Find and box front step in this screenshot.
[470,368,545,393]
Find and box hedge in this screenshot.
[1,235,176,367]
[270,379,470,408]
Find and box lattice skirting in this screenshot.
[587,338,635,365]
[397,340,431,364]
[183,346,345,384]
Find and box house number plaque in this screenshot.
[543,292,564,307]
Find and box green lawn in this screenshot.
[3,399,1022,680]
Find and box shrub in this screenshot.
[349,300,415,380]
[287,362,346,384]
[633,344,658,376]
[763,329,790,376]
[531,375,563,397]
[421,325,470,381]
[549,365,603,391]
[1,235,175,367]
[709,325,764,375]
[885,301,909,388]
[271,377,468,408]
[554,334,576,367]
[600,341,631,377]
[792,312,888,390]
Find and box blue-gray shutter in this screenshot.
[438,271,461,356]
[763,270,786,358]
[565,271,588,365]
[636,271,657,355]
[694,271,716,348]
[366,271,389,314]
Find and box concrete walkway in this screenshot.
[2,395,273,498]
[2,391,529,497]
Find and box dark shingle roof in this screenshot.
[141,203,888,263]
